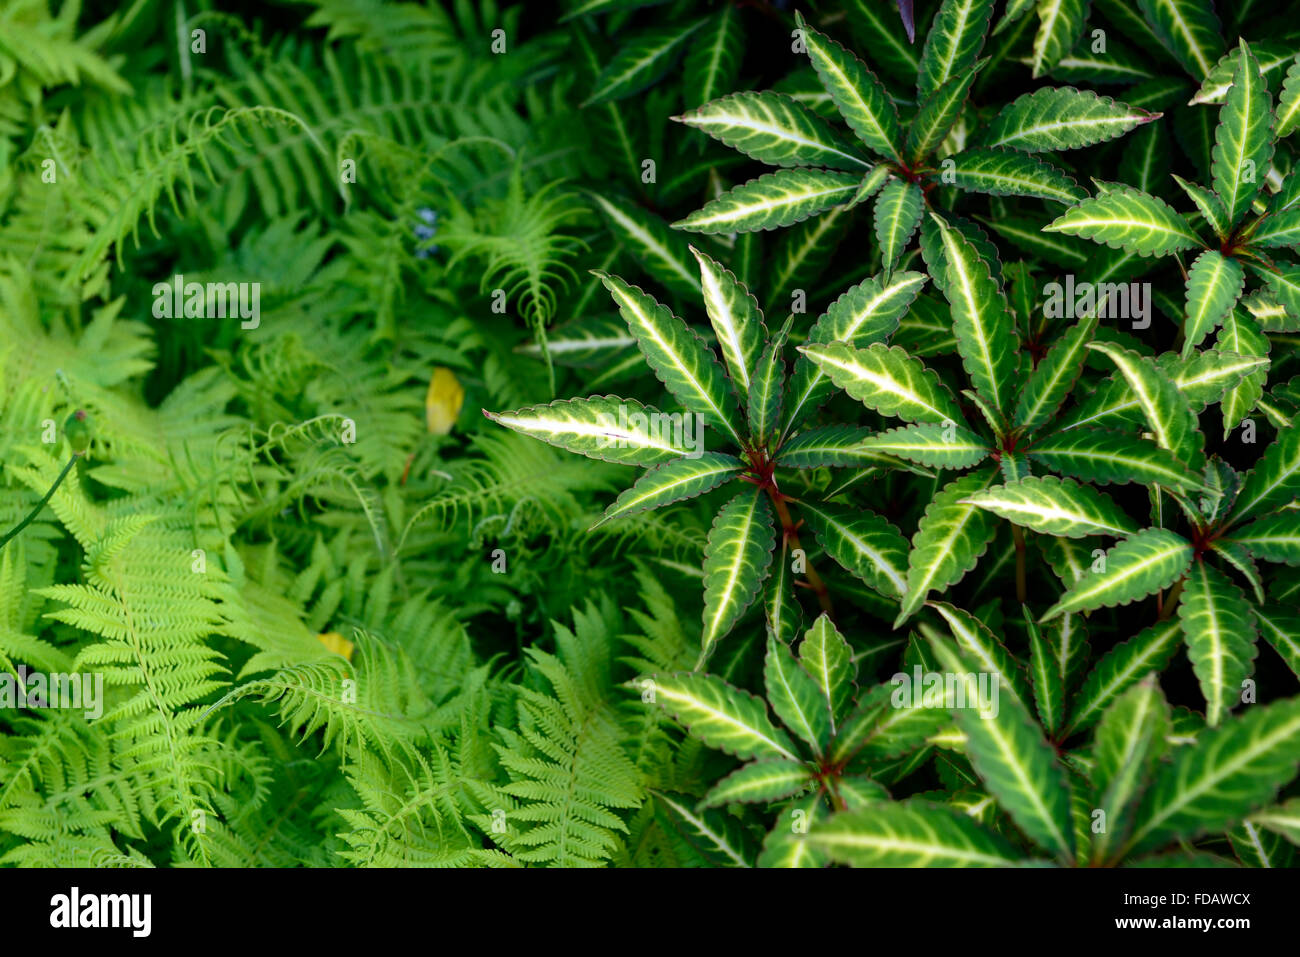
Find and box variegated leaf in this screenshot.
[647,672,799,762]
[674,168,860,234]
[692,246,765,393]
[896,468,999,625]
[1182,250,1246,357]
[800,501,910,599]
[944,147,1086,203]
[485,396,690,466]
[962,476,1140,538]
[799,15,904,162]
[599,272,745,445]
[593,453,743,527]
[700,488,776,660]
[981,87,1157,152]
[1041,528,1193,622]
[1043,187,1202,257]
[921,213,1019,417]
[783,271,929,434]
[1210,40,1274,227]
[798,341,965,426]
[675,91,871,172]
[1179,560,1258,726]
[799,614,855,731]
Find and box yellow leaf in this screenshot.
[426,367,464,434]
[317,631,354,661]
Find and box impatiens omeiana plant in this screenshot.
[795,211,1265,623]
[486,1,1300,869]
[1046,41,1300,357]
[671,8,1155,248]
[488,249,934,666]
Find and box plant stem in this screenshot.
[0,453,81,554]
[1011,523,1027,604]
[1157,578,1185,621]
[768,490,835,620]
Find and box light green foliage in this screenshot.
[4,0,1300,874]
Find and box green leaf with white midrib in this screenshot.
[692,246,765,394]
[917,0,997,100]
[485,396,690,466]
[1249,209,1300,249]
[1179,561,1258,727]
[1041,528,1193,622]
[1126,696,1300,856]
[807,801,1024,867]
[924,213,1018,417]
[1254,606,1300,680]
[1191,43,1296,105]
[799,16,904,162]
[906,69,977,163]
[1061,350,1269,432]
[700,488,776,660]
[1136,0,1223,80]
[1230,423,1300,524]
[684,6,743,108]
[758,793,828,868]
[928,601,1032,709]
[1250,798,1300,846]
[673,168,860,234]
[798,341,964,426]
[1087,341,1205,471]
[747,323,787,443]
[1172,174,1229,240]
[700,759,815,809]
[1225,511,1300,565]
[1043,187,1201,257]
[1027,612,1064,736]
[599,272,745,446]
[585,21,705,105]
[782,271,928,436]
[961,476,1140,538]
[647,672,799,762]
[1090,680,1170,865]
[874,179,924,276]
[800,501,909,599]
[592,453,743,527]
[775,425,912,470]
[654,792,752,867]
[1026,428,1206,492]
[1210,41,1274,227]
[830,684,948,764]
[589,193,701,297]
[765,537,802,647]
[981,87,1157,152]
[943,147,1086,203]
[854,423,992,470]
[929,635,1076,861]
[675,91,871,172]
[1276,55,1300,139]
[1031,0,1089,78]
[896,468,999,626]
[1182,250,1245,357]
[765,634,831,754]
[1014,314,1097,432]
[799,614,854,732]
[1065,620,1183,735]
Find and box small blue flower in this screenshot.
[413,207,440,259]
